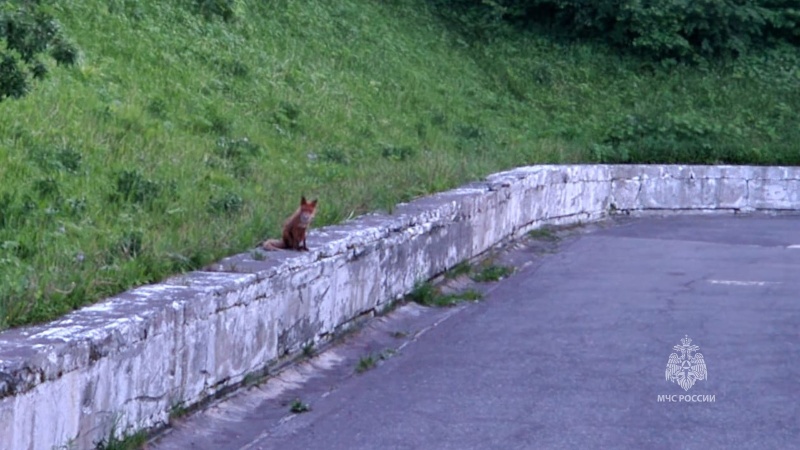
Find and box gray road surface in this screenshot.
[151,213,800,450]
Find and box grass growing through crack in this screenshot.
[528,228,560,242]
[408,282,438,306]
[446,289,483,303]
[379,299,402,315]
[302,342,316,358]
[409,281,483,307]
[93,424,147,450]
[355,349,397,373]
[242,371,269,387]
[289,399,310,414]
[1,0,798,330]
[444,261,472,279]
[356,355,377,373]
[169,401,189,421]
[443,258,514,283]
[472,265,514,282]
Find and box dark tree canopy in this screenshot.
[431,0,800,61]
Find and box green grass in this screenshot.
[409,281,482,307]
[289,399,311,414]
[355,355,377,373]
[472,264,514,282]
[444,261,472,279]
[1,0,798,330]
[168,401,189,421]
[302,342,316,358]
[93,429,147,450]
[527,227,560,242]
[407,281,438,306]
[355,348,397,373]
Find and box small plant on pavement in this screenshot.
[290,399,311,413]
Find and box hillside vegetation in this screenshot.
[0,0,798,329]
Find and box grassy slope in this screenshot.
[0,0,798,329]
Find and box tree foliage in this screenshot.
[430,0,800,61]
[0,0,78,101]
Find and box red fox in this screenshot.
[262,196,318,251]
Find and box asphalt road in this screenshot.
[151,213,800,450]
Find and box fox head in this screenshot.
[298,196,318,226]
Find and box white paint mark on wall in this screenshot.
[707,280,779,286]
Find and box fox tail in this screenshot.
[261,239,285,251]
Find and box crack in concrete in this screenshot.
[745,179,751,205]
[126,394,168,404]
[634,180,644,205]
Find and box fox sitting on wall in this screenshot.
[262,196,318,251]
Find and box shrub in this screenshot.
[430,0,800,61]
[208,192,244,215]
[1,7,59,62]
[593,112,761,164]
[111,169,163,205]
[0,51,28,99]
[191,0,243,22]
[427,0,512,39]
[0,2,78,101]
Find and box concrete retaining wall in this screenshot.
[1,164,798,449]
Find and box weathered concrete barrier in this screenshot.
[1,164,798,449]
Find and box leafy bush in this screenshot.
[28,145,83,173]
[1,6,59,62]
[110,169,164,205]
[191,0,243,22]
[0,51,27,99]
[381,145,416,161]
[33,176,60,199]
[208,191,244,215]
[431,0,800,61]
[0,1,78,101]
[117,230,143,259]
[592,112,761,164]
[50,35,78,65]
[426,0,513,39]
[0,192,14,229]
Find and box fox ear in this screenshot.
[310,199,318,206]
[301,196,307,205]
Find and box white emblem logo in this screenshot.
[665,335,707,391]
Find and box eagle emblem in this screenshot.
[665,335,707,391]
